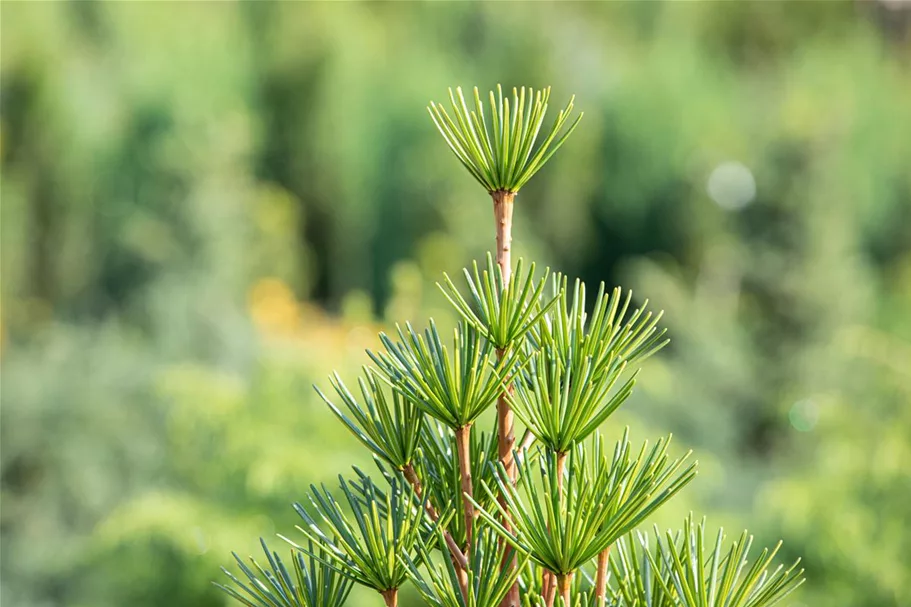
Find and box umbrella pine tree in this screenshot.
[219,86,804,607]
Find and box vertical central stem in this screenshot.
[496,347,516,494]
[381,589,398,607]
[543,452,568,606]
[492,190,517,485]
[557,573,573,607]
[492,190,515,285]
[492,190,519,607]
[455,425,475,545]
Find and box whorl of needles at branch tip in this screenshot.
[428,84,583,194]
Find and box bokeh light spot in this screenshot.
[789,399,819,432]
[707,161,756,210]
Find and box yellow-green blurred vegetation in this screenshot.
[2,2,910,607]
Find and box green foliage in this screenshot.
[427,85,583,193]
[316,369,425,469]
[285,476,433,593]
[414,421,499,547]
[609,534,676,607]
[473,433,696,576]
[369,321,519,429]
[216,539,352,607]
[509,281,668,452]
[531,281,668,379]
[638,516,804,607]
[509,341,636,454]
[525,594,594,607]
[438,256,559,350]
[406,527,527,607]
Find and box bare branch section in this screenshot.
[492,191,515,285]
[492,191,517,490]
[380,589,397,607]
[401,463,469,571]
[494,189,518,607]
[455,425,475,545]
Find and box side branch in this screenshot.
[555,451,568,488]
[455,425,475,545]
[402,463,469,571]
[380,589,398,607]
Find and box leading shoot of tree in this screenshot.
[217,86,805,607]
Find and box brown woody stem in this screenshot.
[492,190,518,491]
[402,463,469,572]
[556,451,567,490]
[455,566,469,603]
[493,189,520,607]
[542,571,556,607]
[496,348,517,490]
[557,573,573,607]
[542,451,569,604]
[595,547,611,607]
[381,589,398,607]
[492,190,515,285]
[455,425,475,545]
[492,189,517,486]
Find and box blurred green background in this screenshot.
[2,2,910,606]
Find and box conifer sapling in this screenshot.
[218,85,805,607]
